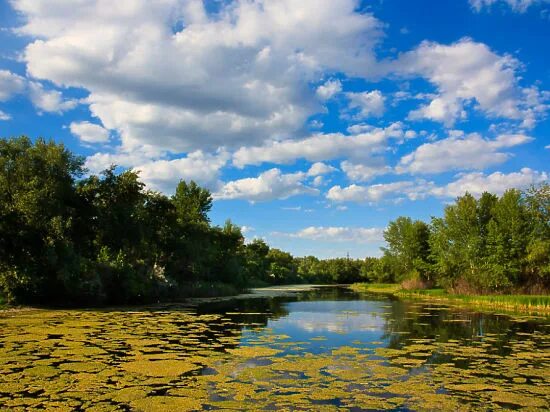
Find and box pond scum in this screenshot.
[0,307,549,411]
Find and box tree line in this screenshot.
[0,137,371,306]
[371,185,550,294]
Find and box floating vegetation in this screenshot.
[1,289,549,411]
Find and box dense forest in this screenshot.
[1,137,548,306]
[373,185,550,294]
[0,137,371,306]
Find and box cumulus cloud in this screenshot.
[307,162,337,176]
[275,226,384,243]
[0,110,11,121]
[70,121,110,144]
[28,82,78,114]
[214,168,319,202]
[327,168,547,204]
[346,90,385,118]
[85,148,228,194]
[312,176,325,187]
[233,122,410,168]
[134,151,229,193]
[391,38,547,127]
[432,168,548,197]
[240,225,255,234]
[327,181,424,203]
[316,79,342,100]
[341,159,392,182]
[469,0,548,12]
[397,132,532,174]
[0,70,26,101]
[85,145,166,174]
[14,0,383,154]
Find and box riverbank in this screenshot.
[349,283,550,315]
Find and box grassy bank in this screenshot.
[350,283,550,315]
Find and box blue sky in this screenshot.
[0,0,548,258]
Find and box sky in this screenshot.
[0,0,548,259]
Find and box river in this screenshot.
[0,285,549,410]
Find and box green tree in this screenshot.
[383,217,431,282]
[485,189,530,290]
[0,137,84,303]
[172,180,212,224]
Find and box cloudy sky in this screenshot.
[0,0,548,258]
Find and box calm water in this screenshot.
[1,286,549,410]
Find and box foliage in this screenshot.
[0,136,371,306]
[1,136,547,305]
[374,185,550,294]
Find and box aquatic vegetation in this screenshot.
[351,283,550,314]
[1,289,549,411]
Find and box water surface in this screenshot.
[1,286,549,410]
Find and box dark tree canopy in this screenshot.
[1,136,548,305]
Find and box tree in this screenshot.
[383,217,431,282]
[429,193,486,290]
[172,180,212,225]
[523,183,550,288]
[485,189,530,290]
[0,137,84,303]
[244,239,271,284]
[267,248,297,284]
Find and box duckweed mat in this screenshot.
[1,289,549,411]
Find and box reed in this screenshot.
[350,283,550,315]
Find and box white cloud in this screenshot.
[346,90,385,118]
[0,110,11,121]
[85,145,166,174]
[432,168,548,198]
[341,160,392,182]
[469,0,548,12]
[312,176,325,187]
[85,148,227,194]
[408,96,466,126]
[392,38,547,126]
[233,122,410,168]
[70,121,110,144]
[316,79,342,100]
[397,132,532,174]
[327,168,547,204]
[214,168,319,202]
[276,226,384,243]
[134,151,229,194]
[29,82,78,113]
[0,70,25,101]
[307,162,337,176]
[14,0,383,154]
[240,225,255,234]
[327,181,423,203]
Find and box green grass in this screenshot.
[349,283,402,294]
[350,283,550,315]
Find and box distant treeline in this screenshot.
[0,137,371,306]
[372,184,550,294]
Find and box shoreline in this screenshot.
[0,284,329,314]
[349,283,550,316]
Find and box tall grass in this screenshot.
[349,283,401,294]
[350,283,550,314]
